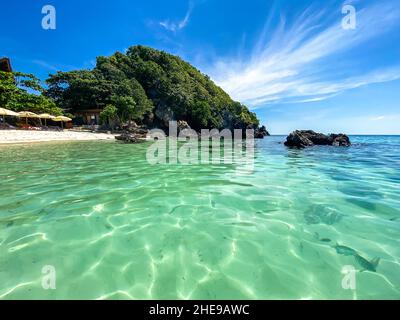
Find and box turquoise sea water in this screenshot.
[0,135,399,299]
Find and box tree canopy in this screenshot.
[0,71,62,115]
[45,45,259,130]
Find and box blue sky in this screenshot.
[1,0,399,134]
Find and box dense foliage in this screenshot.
[46,45,259,130]
[99,104,118,129]
[0,71,62,115]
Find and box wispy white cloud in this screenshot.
[370,114,400,121]
[31,59,79,72]
[371,115,385,121]
[31,60,59,72]
[208,2,400,108]
[159,1,194,32]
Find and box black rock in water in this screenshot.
[330,133,351,147]
[255,125,270,138]
[115,132,144,143]
[284,130,350,148]
[285,130,314,148]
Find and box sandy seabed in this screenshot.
[0,129,116,144]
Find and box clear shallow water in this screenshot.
[0,136,399,299]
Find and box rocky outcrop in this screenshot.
[115,132,146,143]
[330,133,351,147]
[177,120,191,132]
[117,122,150,143]
[116,122,149,143]
[123,122,149,138]
[284,131,314,148]
[254,125,270,138]
[284,130,350,148]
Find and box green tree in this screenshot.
[188,101,211,130]
[45,70,111,110]
[0,71,19,107]
[100,104,118,129]
[0,71,62,115]
[111,95,136,124]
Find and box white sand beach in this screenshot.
[0,130,116,144]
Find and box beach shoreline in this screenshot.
[0,129,116,144]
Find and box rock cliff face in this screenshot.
[284,130,350,148]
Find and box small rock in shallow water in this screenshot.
[115,132,144,143]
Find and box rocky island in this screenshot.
[284,130,351,148]
[45,45,269,139]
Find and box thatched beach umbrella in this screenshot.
[53,116,72,129]
[38,113,55,126]
[18,111,39,125]
[0,108,20,122]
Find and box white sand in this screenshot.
[0,130,116,144]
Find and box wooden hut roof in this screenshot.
[0,57,12,72]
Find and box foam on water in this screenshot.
[0,136,399,299]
